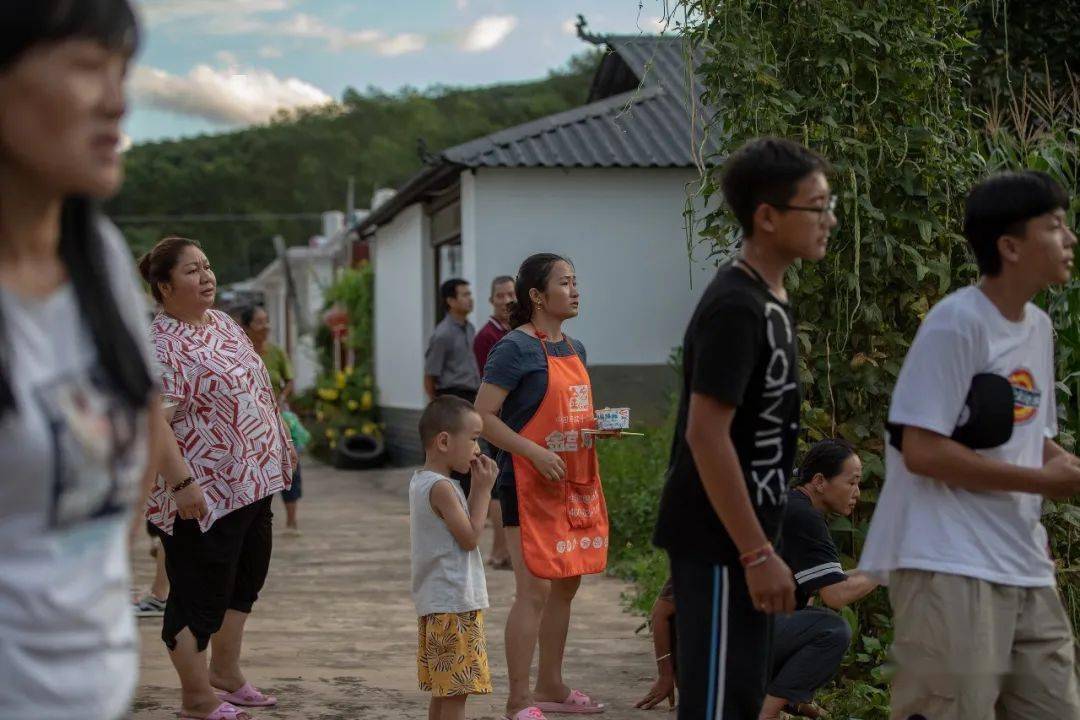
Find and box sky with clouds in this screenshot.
[128,0,679,144]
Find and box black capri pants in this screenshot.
[159,496,274,651]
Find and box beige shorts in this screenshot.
[888,569,1079,720]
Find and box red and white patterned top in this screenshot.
[146,309,292,534]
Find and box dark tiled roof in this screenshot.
[357,32,715,234]
[443,34,715,169]
[441,86,684,168]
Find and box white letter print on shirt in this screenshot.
[751,302,796,507]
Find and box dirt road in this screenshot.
[130,463,665,719]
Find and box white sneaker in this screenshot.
[133,594,166,617]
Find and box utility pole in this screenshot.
[275,234,307,337]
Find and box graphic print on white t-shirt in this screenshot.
[0,220,149,719]
[859,286,1057,588]
[1008,367,1041,425]
[34,367,139,529]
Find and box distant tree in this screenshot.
[109,52,601,284]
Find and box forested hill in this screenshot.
[107,52,600,284]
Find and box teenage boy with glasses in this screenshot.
[654,137,837,719]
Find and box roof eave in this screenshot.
[354,162,462,236]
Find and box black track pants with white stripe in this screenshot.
[670,553,772,719]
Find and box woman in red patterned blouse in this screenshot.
[140,236,295,720]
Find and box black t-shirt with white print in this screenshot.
[780,488,847,609]
[653,263,801,565]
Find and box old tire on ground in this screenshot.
[334,433,386,470]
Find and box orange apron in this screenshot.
[512,332,609,579]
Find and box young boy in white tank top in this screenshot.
[410,395,498,719]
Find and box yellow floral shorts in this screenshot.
[417,610,493,697]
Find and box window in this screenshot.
[431,200,463,323]
[434,238,462,323]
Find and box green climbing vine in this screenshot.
[675,1,1079,716]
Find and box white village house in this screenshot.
[240,211,366,393]
[358,28,720,464]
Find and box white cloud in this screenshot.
[131,63,332,126]
[275,13,377,47]
[561,18,578,36]
[141,0,290,26]
[460,15,518,52]
[376,34,427,57]
[272,13,425,56]
[215,50,239,66]
[456,0,469,9]
[144,3,426,58]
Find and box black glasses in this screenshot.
[770,194,838,218]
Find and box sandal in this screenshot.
[535,689,605,714]
[214,682,277,707]
[504,708,547,720]
[177,701,252,720]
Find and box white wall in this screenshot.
[250,252,332,394]
[466,167,715,366]
[373,204,430,410]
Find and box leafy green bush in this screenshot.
[296,262,381,461]
[624,2,1080,715]
[597,421,673,614]
[322,262,375,376]
[305,367,379,463]
[596,351,680,612]
[675,9,979,712]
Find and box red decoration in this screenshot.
[323,304,349,339]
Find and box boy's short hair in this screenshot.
[440,278,469,310]
[963,170,1069,276]
[419,395,478,448]
[721,137,830,237]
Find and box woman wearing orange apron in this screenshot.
[476,254,612,720]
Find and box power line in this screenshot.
[112,212,324,224]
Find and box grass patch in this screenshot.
[597,417,674,614]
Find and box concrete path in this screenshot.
[130,462,663,719]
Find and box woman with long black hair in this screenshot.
[0,2,191,718]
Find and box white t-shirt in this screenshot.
[0,220,151,719]
[860,286,1057,588]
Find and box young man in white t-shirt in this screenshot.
[860,170,1080,719]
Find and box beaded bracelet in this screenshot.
[169,476,195,494]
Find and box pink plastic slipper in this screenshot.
[177,701,253,720]
[535,689,605,714]
[504,708,547,720]
[214,682,277,707]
